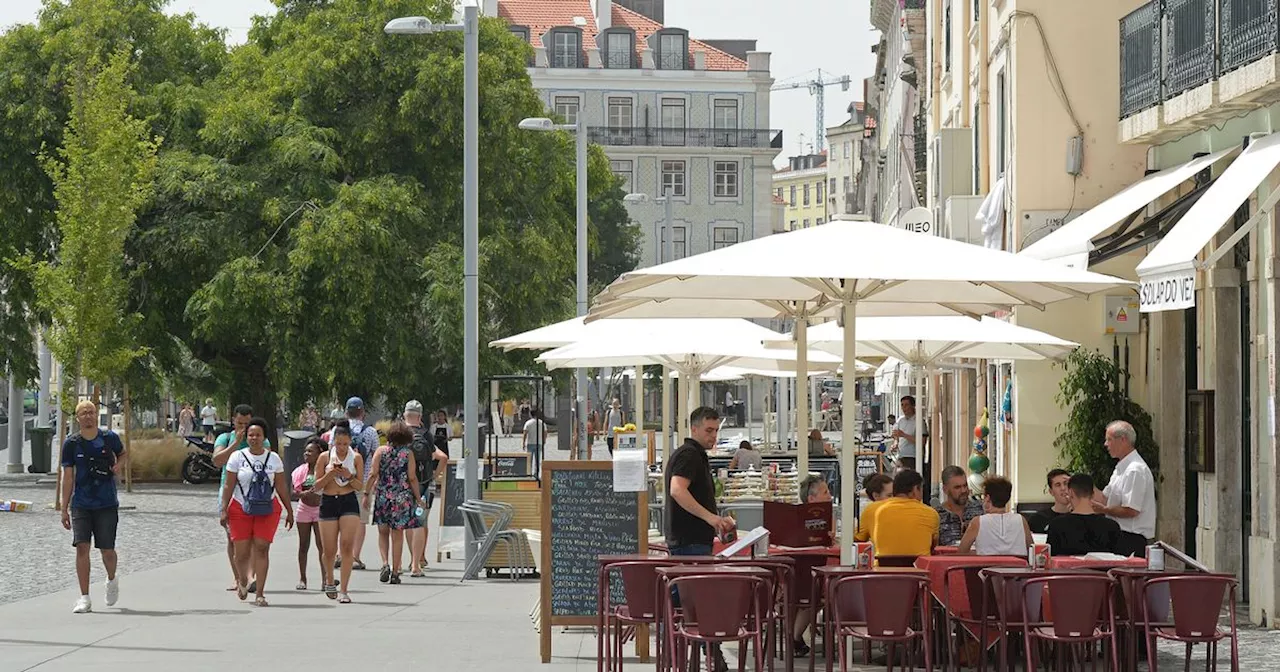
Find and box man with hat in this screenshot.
[404,400,447,574]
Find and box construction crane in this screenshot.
[771,69,852,153]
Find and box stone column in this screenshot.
[1149,309,1186,550]
[1208,265,1243,579]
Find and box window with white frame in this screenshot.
[816,180,824,203]
[803,218,810,228]
[815,217,823,225]
[713,227,739,249]
[713,161,738,198]
[829,178,837,195]
[658,33,687,70]
[607,97,634,144]
[944,1,952,73]
[713,100,738,147]
[803,183,810,205]
[843,176,851,195]
[605,32,633,68]
[844,141,851,159]
[552,31,581,68]
[661,160,686,197]
[661,99,686,145]
[673,226,687,258]
[610,160,633,191]
[553,96,579,125]
[789,185,796,206]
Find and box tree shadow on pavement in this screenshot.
[112,607,249,617]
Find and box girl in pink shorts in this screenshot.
[291,439,326,590]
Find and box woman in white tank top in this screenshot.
[958,476,1033,556]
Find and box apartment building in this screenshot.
[826,102,868,218]
[489,0,781,267]
[771,153,828,230]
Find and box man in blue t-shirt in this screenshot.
[60,400,127,614]
[212,404,271,591]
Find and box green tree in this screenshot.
[589,177,641,295]
[33,50,159,391]
[1053,347,1159,486]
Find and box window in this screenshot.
[713,227,739,249]
[829,178,837,197]
[713,100,738,147]
[944,1,952,73]
[996,70,1007,177]
[661,99,686,146]
[803,218,810,228]
[661,160,686,197]
[842,176,850,195]
[605,31,633,68]
[803,183,810,205]
[607,97,634,144]
[551,31,581,68]
[789,185,796,206]
[973,0,979,21]
[816,180,824,203]
[673,226,687,258]
[776,187,783,200]
[815,217,823,225]
[509,26,530,42]
[843,141,851,159]
[553,96,579,125]
[713,161,739,198]
[610,160,633,191]
[658,32,687,70]
[789,220,797,229]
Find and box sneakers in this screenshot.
[379,565,391,583]
[792,639,811,658]
[105,577,119,607]
[73,595,92,614]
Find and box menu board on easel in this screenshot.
[539,461,648,663]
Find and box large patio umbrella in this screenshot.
[765,315,1078,482]
[587,220,1131,561]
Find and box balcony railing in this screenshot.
[1120,0,1280,119]
[586,127,783,149]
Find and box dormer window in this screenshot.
[604,30,634,68]
[548,28,583,68]
[655,29,688,70]
[509,26,530,42]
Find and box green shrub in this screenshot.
[1053,348,1159,486]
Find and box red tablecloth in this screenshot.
[1047,556,1148,570]
[914,555,1028,617]
[704,540,841,558]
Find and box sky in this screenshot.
[0,0,878,164]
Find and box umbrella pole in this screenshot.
[916,362,926,502]
[634,366,644,458]
[795,318,809,478]
[661,366,673,464]
[840,300,857,564]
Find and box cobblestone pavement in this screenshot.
[0,480,229,606]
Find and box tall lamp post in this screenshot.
[622,189,676,460]
[519,117,588,459]
[385,6,481,561]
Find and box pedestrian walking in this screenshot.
[60,400,127,614]
[365,422,424,585]
[523,409,547,478]
[605,398,624,455]
[219,417,294,607]
[212,405,271,592]
[200,398,218,440]
[291,438,326,590]
[178,403,195,436]
[299,402,319,434]
[502,398,515,436]
[333,397,378,571]
[405,401,447,575]
[313,424,365,603]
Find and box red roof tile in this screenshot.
[610,4,747,71]
[499,0,599,49]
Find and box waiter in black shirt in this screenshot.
[665,406,734,672]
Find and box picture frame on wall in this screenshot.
[1186,389,1215,473]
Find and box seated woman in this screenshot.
[728,439,762,471]
[807,429,834,457]
[958,476,1032,556]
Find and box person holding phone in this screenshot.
[311,424,365,603]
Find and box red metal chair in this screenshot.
[877,555,921,568]
[606,559,679,672]
[667,573,772,672]
[1139,574,1240,672]
[728,556,796,672]
[940,565,1002,672]
[827,573,933,672]
[1019,574,1119,672]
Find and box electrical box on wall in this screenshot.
[1066,136,1083,175]
[1103,296,1140,335]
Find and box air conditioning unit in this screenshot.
[943,195,985,246]
[929,128,974,208]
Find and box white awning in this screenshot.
[1137,132,1280,311]
[1022,148,1235,266]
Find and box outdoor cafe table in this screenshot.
[806,566,927,672]
[655,564,775,672]
[1047,554,1148,570]
[913,554,1027,620]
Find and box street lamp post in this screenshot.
[519,117,589,459]
[622,189,676,460]
[385,6,481,562]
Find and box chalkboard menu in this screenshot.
[540,461,647,624]
[492,454,529,477]
[442,460,492,527]
[854,452,883,490]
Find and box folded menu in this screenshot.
[717,526,770,558]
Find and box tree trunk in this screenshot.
[229,361,280,452]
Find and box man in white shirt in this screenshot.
[890,395,922,471]
[1092,420,1156,556]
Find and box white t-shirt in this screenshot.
[523,418,546,448]
[1103,449,1157,538]
[896,414,919,458]
[200,405,217,426]
[225,448,283,510]
[430,423,453,441]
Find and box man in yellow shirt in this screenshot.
[868,469,939,558]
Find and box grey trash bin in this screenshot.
[29,427,54,474]
[282,430,316,475]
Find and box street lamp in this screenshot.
[519,116,589,460]
[385,5,481,563]
[622,190,675,264]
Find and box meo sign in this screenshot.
[1139,271,1195,312]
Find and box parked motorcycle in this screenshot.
[180,421,230,485]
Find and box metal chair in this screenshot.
[458,500,532,581]
[940,565,1002,672]
[667,573,772,672]
[1140,574,1240,672]
[1019,574,1119,672]
[827,573,933,672]
[604,559,679,672]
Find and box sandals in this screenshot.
[410,569,424,578]
[389,571,402,585]
[236,583,248,601]
[324,583,337,600]
[352,560,367,571]
[254,596,269,607]
[246,580,257,594]
[295,581,307,591]
[338,592,352,604]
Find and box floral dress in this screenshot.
[373,445,419,530]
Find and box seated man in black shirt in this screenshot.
[1046,473,1121,556]
[1026,469,1073,534]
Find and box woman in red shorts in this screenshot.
[219,417,294,606]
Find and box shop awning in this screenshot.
[1137,132,1280,312]
[1022,148,1234,267]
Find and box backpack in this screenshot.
[409,425,435,479]
[237,449,276,516]
[350,423,372,461]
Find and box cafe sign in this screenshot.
[1139,270,1196,313]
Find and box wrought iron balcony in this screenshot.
[1221,0,1278,73]
[1120,1,1162,117]
[1165,0,1216,98]
[586,127,784,149]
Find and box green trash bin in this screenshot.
[29,427,54,474]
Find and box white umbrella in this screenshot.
[588,220,1131,562]
[489,316,588,351]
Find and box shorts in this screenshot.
[71,507,119,549]
[227,499,283,543]
[319,492,361,521]
[202,423,214,433]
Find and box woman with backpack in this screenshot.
[364,421,424,585]
[311,424,365,603]
[219,418,294,607]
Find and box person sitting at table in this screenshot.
[957,476,1032,556]
[791,474,835,657]
[807,429,834,457]
[728,439,762,471]
[853,473,895,543]
[1047,473,1121,556]
[934,465,984,546]
[1025,468,1073,534]
[868,469,939,560]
